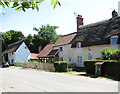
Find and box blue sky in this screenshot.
[0,0,120,36]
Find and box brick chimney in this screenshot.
[112,10,118,18]
[21,35,24,40]
[38,45,42,53]
[77,15,83,32]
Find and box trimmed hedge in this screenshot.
[84,60,120,80]
[54,61,69,72]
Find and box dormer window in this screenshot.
[110,36,118,45]
[77,42,81,48]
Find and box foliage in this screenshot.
[100,48,120,60]
[29,61,39,63]
[84,60,120,80]
[16,60,23,63]
[0,0,61,12]
[1,30,23,52]
[54,61,69,72]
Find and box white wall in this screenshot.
[54,44,119,67]
[8,52,15,65]
[118,1,120,16]
[15,42,31,63]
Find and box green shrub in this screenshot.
[29,61,39,63]
[16,60,23,63]
[84,60,120,80]
[100,48,120,60]
[54,61,69,72]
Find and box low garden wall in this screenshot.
[84,60,120,80]
[22,63,55,72]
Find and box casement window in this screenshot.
[60,57,63,61]
[110,36,118,45]
[88,55,92,60]
[77,56,82,63]
[77,42,81,48]
[68,58,71,62]
[59,47,63,51]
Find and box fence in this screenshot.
[22,63,55,72]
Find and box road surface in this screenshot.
[0,68,118,92]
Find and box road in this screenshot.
[0,68,118,92]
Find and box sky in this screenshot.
[0,0,120,36]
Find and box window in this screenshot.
[77,56,82,63]
[12,52,14,55]
[25,47,27,49]
[110,36,118,45]
[88,55,92,60]
[68,58,71,62]
[77,42,81,48]
[60,57,63,61]
[59,47,63,51]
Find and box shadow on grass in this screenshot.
[79,74,98,78]
[78,74,119,81]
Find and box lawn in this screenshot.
[9,66,22,68]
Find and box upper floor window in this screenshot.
[110,36,118,45]
[77,42,81,48]
[59,47,63,51]
[68,58,71,62]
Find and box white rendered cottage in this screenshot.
[3,39,31,65]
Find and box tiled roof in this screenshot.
[54,32,76,47]
[48,49,59,57]
[37,44,54,57]
[3,39,24,54]
[31,53,39,60]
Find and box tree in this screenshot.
[0,0,61,12]
[1,30,23,51]
[32,24,59,53]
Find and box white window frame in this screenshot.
[110,36,118,45]
[88,55,92,60]
[77,42,81,49]
[68,58,72,62]
[77,56,82,64]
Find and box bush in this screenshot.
[54,61,69,72]
[29,61,39,63]
[84,60,120,80]
[100,48,120,60]
[16,60,23,63]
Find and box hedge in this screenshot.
[84,60,120,80]
[54,61,69,72]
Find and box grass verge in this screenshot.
[9,66,22,68]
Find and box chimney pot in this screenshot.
[21,35,24,40]
[112,10,118,18]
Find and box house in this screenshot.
[37,43,59,63]
[0,35,2,66]
[70,10,120,67]
[30,53,39,62]
[38,10,120,68]
[2,39,31,65]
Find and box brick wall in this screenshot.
[0,36,2,66]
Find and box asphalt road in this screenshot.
[0,68,118,92]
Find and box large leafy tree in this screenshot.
[0,0,61,12]
[31,24,61,53]
[1,30,23,51]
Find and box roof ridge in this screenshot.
[61,32,77,37]
[8,39,24,47]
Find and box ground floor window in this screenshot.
[59,57,63,61]
[77,56,82,63]
[88,55,92,60]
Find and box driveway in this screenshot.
[0,68,118,92]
